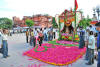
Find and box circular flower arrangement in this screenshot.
[34,44,55,52]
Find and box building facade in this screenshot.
[13,15,53,28]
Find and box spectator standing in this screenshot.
[77,26,80,35]
[49,31,53,41]
[34,28,38,37]
[53,28,56,40]
[38,28,43,46]
[26,29,29,43]
[86,31,95,65]
[0,29,3,49]
[30,29,35,47]
[43,28,48,41]
[9,30,13,36]
[79,27,85,49]
[2,29,9,58]
[55,30,59,40]
[85,29,89,60]
[95,22,100,67]
[34,28,38,45]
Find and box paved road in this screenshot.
[0,33,97,67]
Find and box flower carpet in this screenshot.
[48,40,79,46]
[56,41,79,45]
[23,43,86,66]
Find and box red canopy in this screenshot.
[90,21,98,25]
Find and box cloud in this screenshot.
[0,9,24,19]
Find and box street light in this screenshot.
[93,8,97,21]
[93,8,96,16]
[96,6,100,22]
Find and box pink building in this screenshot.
[13,15,53,28]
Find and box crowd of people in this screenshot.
[77,23,100,67]
[0,29,9,58]
[25,27,58,47]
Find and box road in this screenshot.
[0,33,97,67]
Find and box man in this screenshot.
[49,31,53,41]
[86,31,95,65]
[85,29,89,60]
[38,29,43,46]
[89,25,97,34]
[95,22,100,67]
[2,29,9,58]
[30,29,36,47]
[34,28,40,45]
[0,29,3,48]
[53,28,56,40]
[0,29,3,54]
[79,26,85,49]
[26,29,29,43]
[34,28,38,37]
[43,28,47,41]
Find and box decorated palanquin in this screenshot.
[58,9,82,42]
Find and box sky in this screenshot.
[0,0,100,19]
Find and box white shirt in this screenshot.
[40,30,43,33]
[89,26,96,33]
[77,28,80,35]
[34,30,38,36]
[84,31,89,41]
[0,32,3,48]
[55,31,59,39]
[2,34,8,40]
[88,35,95,49]
[43,29,47,34]
[86,26,90,30]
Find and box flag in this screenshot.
[75,0,78,10]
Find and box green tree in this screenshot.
[52,17,58,28]
[25,19,34,28]
[79,18,92,29]
[0,18,13,29]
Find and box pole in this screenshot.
[64,10,67,32]
[98,12,99,22]
[75,10,77,34]
[58,16,61,40]
[74,0,77,41]
[75,1,77,35]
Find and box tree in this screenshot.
[52,17,58,28]
[25,19,34,28]
[0,18,13,29]
[79,18,92,29]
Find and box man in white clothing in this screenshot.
[2,29,9,58]
[86,31,95,65]
[85,29,89,60]
[0,29,3,48]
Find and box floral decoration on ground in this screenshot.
[48,40,79,46]
[23,43,86,66]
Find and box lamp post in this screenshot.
[93,8,97,21]
[93,8,96,17]
[96,6,100,22]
